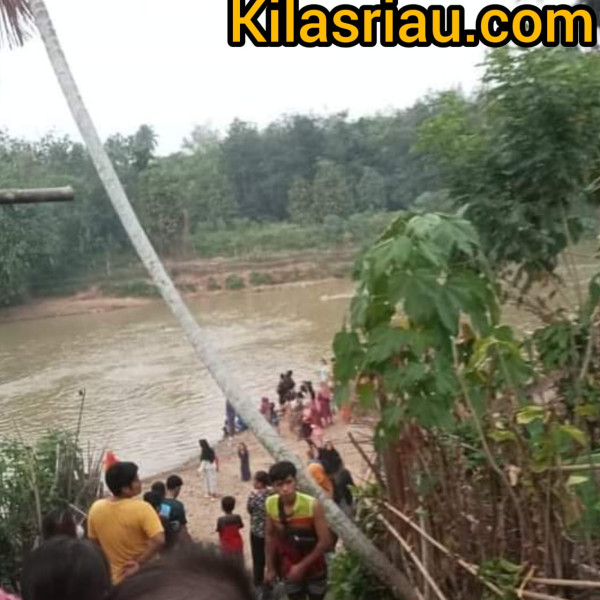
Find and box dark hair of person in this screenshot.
[41,507,77,541]
[106,542,254,600]
[199,439,215,463]
[151,481,166,498]
[21,536,111,600]
[143,491,162,512]
[269,461,297,484]
[166,475,183,491]
[254,471,270,487]
[221,496,236,514]
[105,462,139,497]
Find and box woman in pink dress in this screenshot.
[317,383,333,426]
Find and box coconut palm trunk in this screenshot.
[23,2,416,597]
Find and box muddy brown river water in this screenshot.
[1,242,597,477]
[0,280,354,476]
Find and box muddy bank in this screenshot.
[0,249,356,324]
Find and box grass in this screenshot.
[249,271,275,286]
[191,212,397,259]
[99,279,160,298]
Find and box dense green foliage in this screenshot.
[330,47,600,600]
[0,107,437,306]
[417,48,600,283]
[3,47,600,310]
[0,430,102,591]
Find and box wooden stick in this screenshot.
[518,567,535,599]
[348,431,386,490]
[381,501,503,597]
[522,592,568,600]
[381,501,571,600]
[530,578,600,589]
[376,512,449,600]
[0,186,74,204]
[548,464,600,472]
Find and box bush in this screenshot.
[249,271,275,286]
[0,430,103,591]
[99,279,160,298]
[177,282,197,293]
[323,215,346,241]
[207,276,221,291]
[224,274,245,290]
[330,550,395,600]
[190,212,398,259]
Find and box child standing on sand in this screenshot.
[217,496,244,559]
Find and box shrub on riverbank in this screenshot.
[249,271,275,286]
[99,279,160,298]
[225,274,245,290]
[0,429,103,591]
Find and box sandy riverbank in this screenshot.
[143,417,372,559]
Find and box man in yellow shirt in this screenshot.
[87,462,165,584]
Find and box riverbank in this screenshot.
[0,248,356,324]
[144,416,372,559]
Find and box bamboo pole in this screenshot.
[348,431,386,490]
[381,501,503,597]
[0,186,74,204]
[530,578,600,590]
[376,511,449,600]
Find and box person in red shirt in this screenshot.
[217,496,244,559]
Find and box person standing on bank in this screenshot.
[87,462,165,583]
[238,442,252,482]
[246,471,271,588]
[265,461,331,600]
[198,439,218,499]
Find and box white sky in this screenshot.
[0,0,519,155]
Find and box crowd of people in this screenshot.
[5,359,356,600]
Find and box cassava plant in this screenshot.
[333,211,600,599]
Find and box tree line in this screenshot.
[0,106,438,305]
[2,47,600,306]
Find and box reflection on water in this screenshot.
[0,280,354,476]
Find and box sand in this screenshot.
[144,416,372,559]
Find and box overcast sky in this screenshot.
[0,0,518,155]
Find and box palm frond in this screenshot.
[0,0,33,49]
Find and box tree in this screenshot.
[312,159,353,220]
[130,124,157,171]
[287,176,313,223]
[356,166,386,213]
[185,145,237,228]
[418,48,600,284]
[21,3,415,596]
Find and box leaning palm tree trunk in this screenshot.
[27,2,415,598]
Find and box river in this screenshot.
[1,242,597,478]
[0,280,354,477]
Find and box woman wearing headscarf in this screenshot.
[198,439,218,499]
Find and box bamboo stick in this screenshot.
[381,501,580,600]
[381,501,503,597]
[530,578,600,589]
[0,186,74,204]
[522,592,567,600]
[377,512,449,600]
[348,431,386,490]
